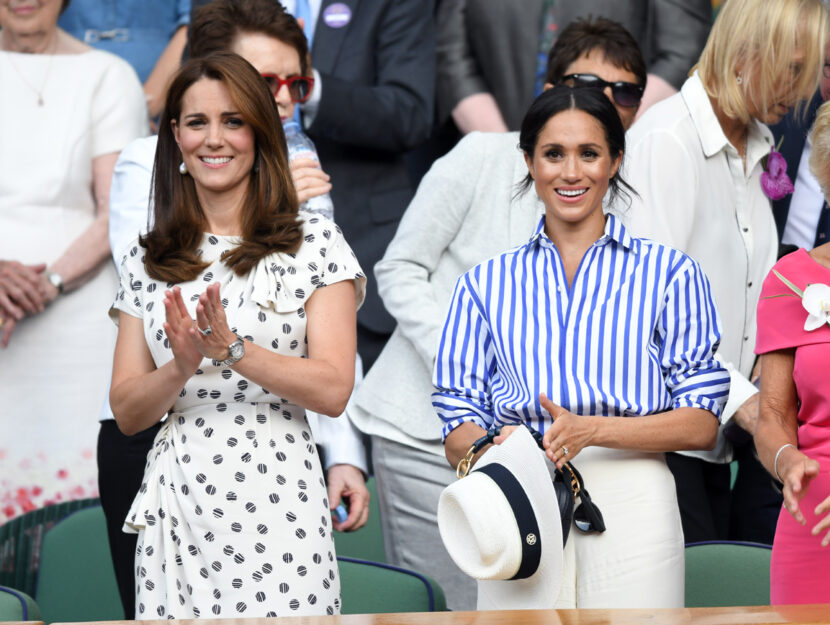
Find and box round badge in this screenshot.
[322,2,351,29]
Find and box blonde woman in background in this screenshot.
[620,0,828,545]
[754,100,830,604]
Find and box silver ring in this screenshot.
[562,445,569,456]
[199,326,212,337]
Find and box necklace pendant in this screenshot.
[37,95,44,106]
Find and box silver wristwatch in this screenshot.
[46,271,65,294]
[220,338,245,366]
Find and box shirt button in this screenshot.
[744,335,749,341]
[742,227,749,233]
[747,281,753,288]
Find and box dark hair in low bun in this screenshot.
[517,85,636,207]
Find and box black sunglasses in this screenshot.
[560,461,606,534]
[561,73,644,108]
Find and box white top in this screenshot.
[620,72,778,463]
[782,136,826,249]
[0,49,147,522]
[107,135,368,473]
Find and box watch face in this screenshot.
[229,340,245,360]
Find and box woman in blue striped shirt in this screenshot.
[433,86,731,608]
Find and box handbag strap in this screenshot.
[455,423,606,535]
[456,424,578,496]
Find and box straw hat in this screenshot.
[437,426,563,610]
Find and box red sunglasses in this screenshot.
[260,74,315,103]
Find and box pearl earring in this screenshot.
[179,161,187,175]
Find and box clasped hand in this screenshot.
[0,261,52,348]
[163,283,237,377]
[779,449,830,547]
[491,394,596,469]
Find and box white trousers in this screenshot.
[552,446,685,609]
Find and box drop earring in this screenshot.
[736,74,743,85]
[179,161,187,175]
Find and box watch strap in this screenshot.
[46,271,65,294]
[220,338,245,366]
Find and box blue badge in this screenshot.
[322,3,351,28]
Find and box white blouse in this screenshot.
[620,72,778,463]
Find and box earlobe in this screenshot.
[170,119,181,147]
[523,152,535,179]
[610,153,622,180]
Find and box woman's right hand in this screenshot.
[0,261,47,319]
[290,158,332,204]
[163,287,204,378]
[778,445,821,526]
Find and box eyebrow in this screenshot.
[183,111,243,120]
[540,142,604,150]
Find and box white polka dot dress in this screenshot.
[110,213,366,619]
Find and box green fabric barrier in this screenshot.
[338,556,447,614]
[35,505,122,623]
[0,584,41,621]
[0,498,99,597]
[685,541,772,607]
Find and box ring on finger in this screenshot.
[562,445,569,456]
[199,325,212,337]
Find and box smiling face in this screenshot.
[231,31,303,122]
[171,77,256,210]
[0,0,62,47]
[524,108,621,232]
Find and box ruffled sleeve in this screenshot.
[109,239,147,324]
[247,213,366,313]
[756,250,830,354]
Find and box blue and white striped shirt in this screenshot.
[432,214,730,440]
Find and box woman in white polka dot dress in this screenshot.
[109,53,365,619]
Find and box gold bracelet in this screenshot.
[773,443,796,482]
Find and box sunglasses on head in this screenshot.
[561,73,644,108]
[260,74,315,104]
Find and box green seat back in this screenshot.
[0,585,41,621]
[333,477,386,563]
[338,556,446,614]
[0,498,99,597]
[685,541,771,607]
[35,506,122,623]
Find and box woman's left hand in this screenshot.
[492,425,521,445]
[191,282,239,361]
[540,394,597,469]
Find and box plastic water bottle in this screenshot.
[283,120,334,220]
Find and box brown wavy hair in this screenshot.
[140,52,302,283]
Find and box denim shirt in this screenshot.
[59,0,190,83]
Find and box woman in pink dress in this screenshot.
[755,101,830,605]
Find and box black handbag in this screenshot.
[456,424,606,545]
